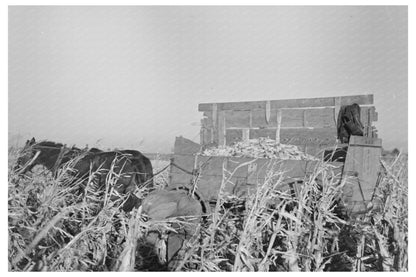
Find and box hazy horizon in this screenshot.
[9,6,408,153]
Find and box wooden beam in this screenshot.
[199,94,374,111]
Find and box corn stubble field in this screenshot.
[8,147,408,272]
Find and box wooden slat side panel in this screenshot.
[279,128,337,146]
[199,94,374,111]
[304,145,322,157]
[170,172,193,187]
[170,154,197,175]
[224,110,251,128]
[230,107,368,129]
[249,129,277,140]
[281,109,305,127]
[304,108,336,128]
[251,109,278,128]
[271,98,335,110]
[193,175,234,201]
[169,157,342,201]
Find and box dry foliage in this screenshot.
[8,147,407,271]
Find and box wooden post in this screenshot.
[276,109,282,143]
[218,111,226,146]
[265,100,271,124]
[242,128,250,142]
[212,103,217,144]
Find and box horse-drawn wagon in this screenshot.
[168,94,382,214]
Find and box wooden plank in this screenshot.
[279,128,337,146]
[212,104,218,145]
[199,94,374,111]
[170,172,193,187]
[174,136,201,155]
[343,136,382,213]
[201,113,213,146]
[304,108,336,128]
[304,145,321,157]
[276,109,282,143]
[266,100,271,123]
[224,110,251,128]
[218,111,226,146]
[348,136,382,147]
[201,112,214,128]
[170,154,197,175]
[225,129,243,146]
[250,128,277,140]
[252,108,338,129]
[193,175,234,201]
[170,158,343,202]
[281,109,304,128]
[194,156,248,179]
[251,109,278,128]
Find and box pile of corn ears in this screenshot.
[201,138,318,160]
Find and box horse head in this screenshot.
[15,139,70,174]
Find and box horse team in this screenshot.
[15,137,202,269]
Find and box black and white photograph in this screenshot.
[7,4,408,272]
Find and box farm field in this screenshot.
[7,146,408,271]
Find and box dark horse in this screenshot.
[16,138,154,212]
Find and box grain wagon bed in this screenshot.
[168,94,382,214]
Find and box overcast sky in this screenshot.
[8,6,407,153]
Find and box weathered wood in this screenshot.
[342,135,382,213]
[218,111,226,146]
[304,145,323,157]
[348,136,382,147]
[201,112,214,128]
[249,129,277,140]
[276,109,282,143]
[281,109,305,128]
[279,127,337,146]
[242,128,250,142]
[201,127,212,146]
[212,103,218,144]
[200,96,377,147]
[199,94,374,111]
[170,154,198,175]
[304,108,336,128]
[225,129,243,146]
[174,136,201,155]
[252,108,339,129]
[224,110,251,128]
[251,109,278,128]
[196,156,249,178]
[169,152,343,202]
[265,100,271,123]
[200,114,214,146]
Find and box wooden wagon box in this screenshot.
[169,94,382,214]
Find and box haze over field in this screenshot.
[9,6,407,153]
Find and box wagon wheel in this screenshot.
[166,185,211,216]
